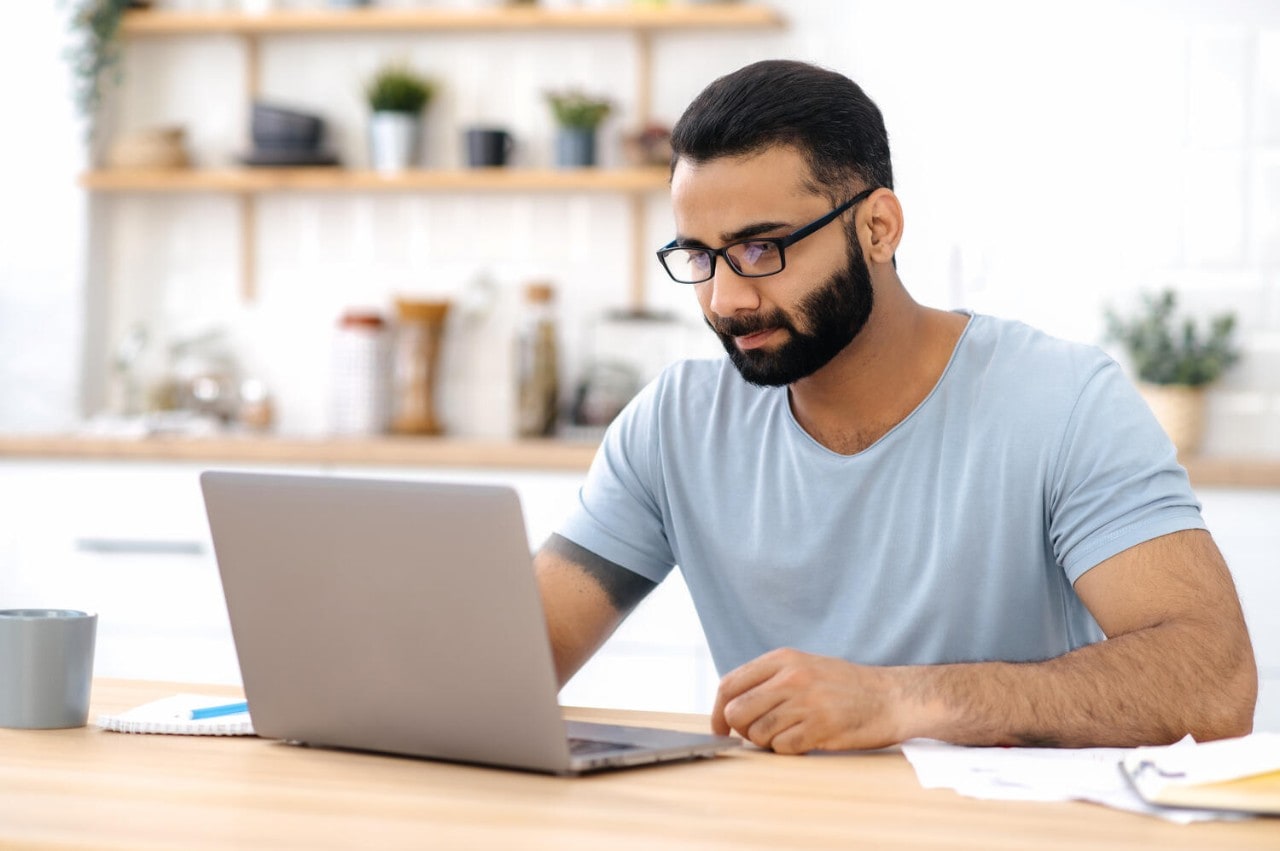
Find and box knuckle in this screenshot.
[723,697,755,732]
[747,721,776,750]
[773,730,808,755]
[777,666,812,690]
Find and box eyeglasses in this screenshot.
[656,188,875,285]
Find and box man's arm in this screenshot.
[712,529,1257,752]
[534,534,657,687]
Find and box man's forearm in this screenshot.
[896,618,1257,747]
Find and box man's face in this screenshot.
[669,147,873,387]
[710,236,873,387]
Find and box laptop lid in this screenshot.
[200,471,736,774]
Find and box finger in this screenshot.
[764,719,812,755]
[711,703,731,737]
[711,682,733,735]
[719,652,789,701]
[729,689,789,746]
[741,700,799,750]
[712,655,785,735]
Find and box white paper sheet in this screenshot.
[901,737,1251,824]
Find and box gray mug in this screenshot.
[0,609,97,729]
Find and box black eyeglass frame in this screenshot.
[656,187,876,285]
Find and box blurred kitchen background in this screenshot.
[8,0,1280,444]
[2,0,1279,725]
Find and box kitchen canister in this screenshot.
[328,309,391,436]
[391,298,451,436]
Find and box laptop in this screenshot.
[199,470,738,775]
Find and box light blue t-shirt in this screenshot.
[557,313,1206,675]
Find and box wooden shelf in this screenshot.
[81,166,672,193]
[97,4,783,307]
[0,434,598,472]
[1180,456,1280,491]
[119,5,785,36]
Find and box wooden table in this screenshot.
[0,680,1274,849]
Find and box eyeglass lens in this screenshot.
[664,240,783,283]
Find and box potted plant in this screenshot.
[364,62,436,174]
[1104,288,1241,455]
[545,89,612,168]
[66,0,138,143]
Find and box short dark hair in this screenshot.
[670,60,893,200]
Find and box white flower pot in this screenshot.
[369,111,421,174]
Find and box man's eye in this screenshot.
[740,242,777,264]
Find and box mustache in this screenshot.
[708,310,794,338]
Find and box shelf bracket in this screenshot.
[240,193,257,302]
[240,34,261,302]
[628,29,655,313]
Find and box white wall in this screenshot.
[4,0,1280,449]
[0,4,86,432]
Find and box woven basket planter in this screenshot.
[1138,382,1207,456]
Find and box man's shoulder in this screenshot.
[962,313,1115,388]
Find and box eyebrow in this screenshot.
[675,219,794,249]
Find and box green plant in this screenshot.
[365,63,436,114]
[545,89,612,129]
[1103,289,1240,386]
[65,0,134,126]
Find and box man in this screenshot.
[534,60,1256,753]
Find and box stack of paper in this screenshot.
[902,733,1280,823]
[1121,733,1280,815]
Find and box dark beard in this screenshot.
[707,239,874,387]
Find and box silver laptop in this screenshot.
[199,470,737,775]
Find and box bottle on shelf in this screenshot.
[391,298,452,436]
[516,282,561,438]
[328,309,391,436]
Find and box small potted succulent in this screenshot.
[545,89,612,168]
[1104,288,1241,455]
[364,62,437,174]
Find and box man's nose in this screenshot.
[705,260,762,318]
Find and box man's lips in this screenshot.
[733,327,781,350]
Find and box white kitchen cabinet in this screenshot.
[1198,489,1280,733]
[0,460,240,683]
[0,458,716,711]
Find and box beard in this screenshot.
[707,238,874,387]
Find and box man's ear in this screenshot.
[860,188,904,265]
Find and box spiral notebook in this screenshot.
[1120,732,1280,815]
[96,694,256,736]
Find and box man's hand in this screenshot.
[712,648,909,753]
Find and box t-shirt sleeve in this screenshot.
[555,376,677,584]
[1048,359,1206,583]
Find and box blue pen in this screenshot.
[189,700,249,720]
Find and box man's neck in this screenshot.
[786,279,968,455]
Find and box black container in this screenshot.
[251,103,324,151]
[464,127,514,167]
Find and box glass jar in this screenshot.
[516,282,560,438]
[391,298,451,436]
